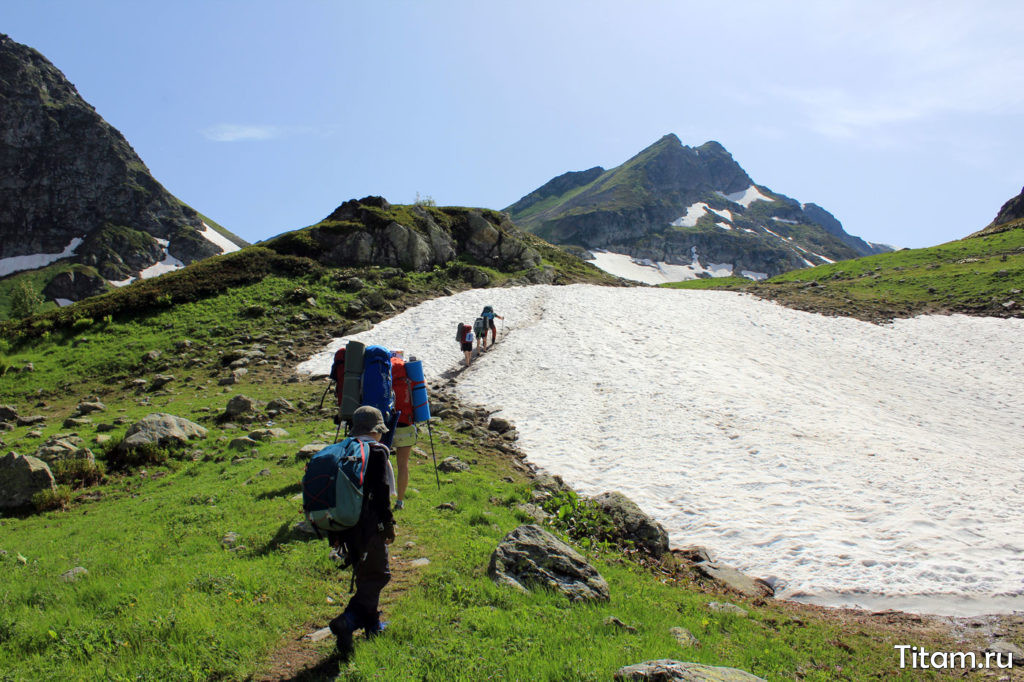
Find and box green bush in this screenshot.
[101,437,170,471]
[52,457,106,488]
[32,485,71,511]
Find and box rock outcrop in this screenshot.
[266,197,543,275]
[0,34,245,301]
[488,524,609,602]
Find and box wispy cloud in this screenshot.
[201,124,332,142]
[757,1,1024,142]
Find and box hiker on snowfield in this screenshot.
[328,406,395,660]
[481,305,504,348]
[456,322,474,367]
[473,315,487,353]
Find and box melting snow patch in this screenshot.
[716,222,732,231]
[670,202,709,227]
[55,298,74,307]
[719,185,773,208]
[0,237,84,277]
[587,251,708,285]
[109,277,135,288]
[199,221,241,254]
[772,217,798,224]
[740,270,768,280]
[297,285,1024,615]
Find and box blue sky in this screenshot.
[6,1,1023,248]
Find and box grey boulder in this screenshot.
[591,491,670,558]
[0,452,55,508]
[614,660,765,681]
[121,413,208,450]
[488,524,609,602]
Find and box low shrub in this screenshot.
[32,485,71,512]
[52,457,106,488]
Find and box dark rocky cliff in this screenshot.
[0,34,244,301]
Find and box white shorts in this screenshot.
[393,423,417,449]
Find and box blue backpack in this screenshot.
[302,438,371,532]
[360,345,395,423]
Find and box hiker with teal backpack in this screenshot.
[481,305,504,349]
[303,406,396,659]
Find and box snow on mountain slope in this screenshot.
[298,285,1024,615]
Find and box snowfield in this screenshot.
[297,285,1024,615]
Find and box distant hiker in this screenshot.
[473,316,487,353]
[481,305,504,348]
[326,406,396,660]
[456,322,474,366]
[390,351,418,510]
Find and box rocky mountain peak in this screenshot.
[0,34,246,307]
[507,134,892,280]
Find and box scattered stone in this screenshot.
[60,566,88,582]
[223,395,258,419]
[128,378,148,390]
[604,616,637,633]
[515,502,551,523]
[694,562,774,599]
[33,438,94,468]
[674,546,714,564]
[175,340,193,350]
[229,437,259,451]
[96,423,117,433]
[436,502,457,511]
[614,660,765,681]
[258,469,271,477]
[248,428,289,441]
[16,415,45,427]
[488,524,609,602]
[0,452,56,508]
[487,417,512,433]
[438,456,470,473]
[221,532,241,547]
[706,602,748,617]
[591,491,670,558]
[150,374,175,391]
[302,627,333,643]
[410,558,431,568]
[120,413,208,451]
[267,398,296,413]
[986,640,1023,662]
[296,444,327,460]
[0,405,19,422]
[141,350,162,363]
[63,416,92,429]
[670,627,700,649]
[75,401,106,416]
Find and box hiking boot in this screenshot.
[366,620,389,639]
[393,499,404,511]
[329,612,356,659]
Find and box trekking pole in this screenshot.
[426,421,441,490]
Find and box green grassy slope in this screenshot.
[665,224,1024,321]
[0,292,964,680]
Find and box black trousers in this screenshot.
[344,531,391,630]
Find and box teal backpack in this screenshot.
[302,438,371,532]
